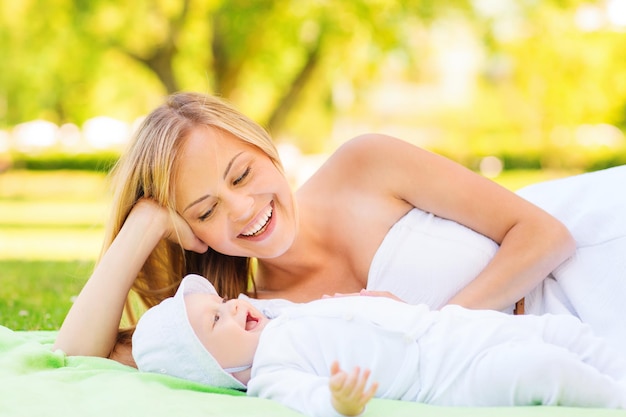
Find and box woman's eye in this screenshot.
[233,167,250,186]
[198,205,216,221]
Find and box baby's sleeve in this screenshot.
[247,365,345,417]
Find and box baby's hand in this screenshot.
[329,361,378,416]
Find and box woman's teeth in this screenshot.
[242,206,273,237]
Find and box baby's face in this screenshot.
[184,293,269,371]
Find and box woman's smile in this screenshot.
[239,202,275,240]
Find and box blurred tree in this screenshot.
[1,0,475,148]
[0,0,164,127]
[1,0,624,157]
[0,0,98,124]
[465,1,626,157]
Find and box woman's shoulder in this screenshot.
[296,133,416,228]
[299,134,400,195]
[313,134,421,183]
[330,133,414,163]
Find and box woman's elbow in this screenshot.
[548,217,576,263]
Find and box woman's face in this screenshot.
[174,126,297,259]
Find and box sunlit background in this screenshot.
[2,0,626,161]
[1,0,626,329]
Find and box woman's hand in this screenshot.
[323,289,405,303]
[357,289,404,302]
[134,198,208,254]
[329,361,378,416]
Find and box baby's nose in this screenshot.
[224,299,239,314]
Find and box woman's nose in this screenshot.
[225,192,254,223]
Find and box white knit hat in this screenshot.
[132,274,247,390]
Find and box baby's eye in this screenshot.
[214,314,220,323]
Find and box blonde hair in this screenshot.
[102,92,283,329]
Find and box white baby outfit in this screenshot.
[246,296,626,417]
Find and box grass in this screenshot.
[0,167,578,331]
[0,170,107,330]
[0,260,94,330]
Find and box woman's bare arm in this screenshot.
[336,134,575,311]
[53,202,168,357]
[53,200,208,357]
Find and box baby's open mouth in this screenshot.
[245,313,259,331]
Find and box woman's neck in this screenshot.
[253,186,364,302]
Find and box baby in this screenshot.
[132,274,626,417]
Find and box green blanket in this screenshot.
[0,326,623,417]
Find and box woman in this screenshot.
[54,92,624,367]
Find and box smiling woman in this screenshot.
[172,126,295,259]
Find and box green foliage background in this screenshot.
[1,0,625,160]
